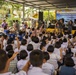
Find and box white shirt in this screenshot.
[17,59,28,71]
[72,57,76,69]
[0,71,26,75]
[29,41,40,50]
[42,63,54,75]
[45,42,51,51]
[61,42,68,49]
[54,48,60,56]
[20,45,27,51]
[3,39,7,50]
[47,53,61,69]
[28,67,48,75]
[71,48,76,54]
[26,37,31,44]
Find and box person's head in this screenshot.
[20,50,28,60]
[6,45,13,52]
[21,39,27,45]
[47,45,54,53]
[7,50,14,58]
[58,35,61,38]
[7,39,13,45]
[30,50,43,67]
[53,35,56,39]
[25,35,28,39]
[55,42,61,48]
[39,34,42,37]
[32,28,35,31]
[16,20,18,22]
[19,30,22,35]
[43,36,49,44]
[3,35,8,40]
[59,39,63,44]
[0,50,8,72]
[42,31,45,34]
[64,57,75,67]
[4,26,7,30]
[27,44,33,52]
[13,20,15,23]
[68,35,72,39]
[22,22,24,24]
[60,18,64,23]
[69,20,73,25]
[31,36,39,43]
[3,20,6,23]
[66,48,73,57]
[43,52,50,63]
[63,38,67,43]
[40,43,46,51]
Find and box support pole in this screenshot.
[23,3,25,22]
[48,10,49,21]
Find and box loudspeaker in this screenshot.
[74,19,76,22]
[39,12,43,22]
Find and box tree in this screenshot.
[0,0,5,8]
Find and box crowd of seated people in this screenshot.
[0,19,76,75]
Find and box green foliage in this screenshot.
[6,17,21,26]
[0,0,5,8]
[44,11,54,21]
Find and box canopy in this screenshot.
[6,0,76,10]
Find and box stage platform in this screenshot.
[46,28,76,34]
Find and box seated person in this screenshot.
[7,50,17,73]
[42,52,55,75]
[59,57,76,75]
[47,45,61,70]
[28,50,48,75]
[0,49,29,75]
[17,50,28,71]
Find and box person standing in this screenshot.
[2,20,8,28]
[15,20,20,32]
[68,20,73,34]
[59,18,65,33]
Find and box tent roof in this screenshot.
[6,0,76,9]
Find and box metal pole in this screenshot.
[23,3,25,22]
[48,10,49,21]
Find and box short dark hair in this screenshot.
[59,39,63,44]
[25,35,28,39]
[47,45,54,53]
[42,31,45,34]
[30,50,43,67]
[13,20,15,22]
[63,38,67,42]
[55,42,61,48]
[42,36,48,41]
[16,20,18,22]
[39,34,42,37]
[4,26,7,29]
[68,35,72,39]
[31,36,39,43]
[21,39,27,45]
[32,28,34,31]
[3,35,8,39]
[6,45,13,52]
[43,52,50,61]
[40,43,46,50]
[7,39,12,45]
[27,44,33,51]
[7,50,14,58]
[64,57,75,67]
[20,50,28,59]
[0,50,8,71]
